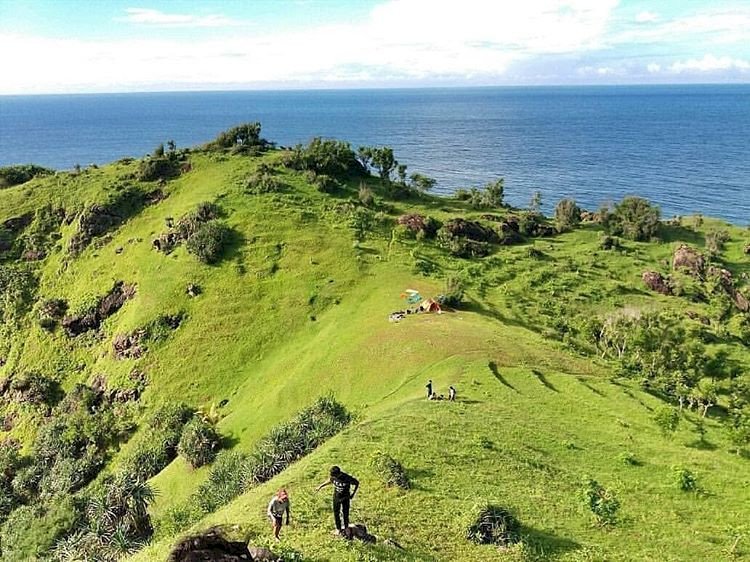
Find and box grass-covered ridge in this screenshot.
[0,125,748,561]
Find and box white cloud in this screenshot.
[669,54,750,73]
[646,63,661,73]
[120,8,242,28]
[616,7,750,45]
[634,11,658,23]
[0,0,621,93]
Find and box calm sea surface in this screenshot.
[1,85,748,224]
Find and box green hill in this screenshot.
[0,129,748,561]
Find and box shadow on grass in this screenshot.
[577,377,605,397]
[531,369,559,393]
[523,526,580,558]
[463,299,539,334]
[686,439,718,451]
[488,361,517,391]
[214,227,245,265]
[406,467,435,492]
[221,432,242,449]
[660,223,705,246]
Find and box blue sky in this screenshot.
[0,0,748,94]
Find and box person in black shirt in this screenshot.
[426,379,432,399]
[316,465,359,534]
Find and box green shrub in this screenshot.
[370,451,410,489]
[555,198,581,231]
[195,450,250,513]
[705,229,730,257]
[465,504,521,546]
[178,417,221,468]
[672,466,698,492]
[157,502,203,538]
[246,396,350,484]
[285,138,363,177]
[437,229,491,259]
[581,478,620,526]
[349,207,375,242]
[311,173,340,194]
[654,406,681,438]
[0,164,54,188]
[206,122,269,152]
[441,276,465,308]
[454,188,471,201]
[136,156,181,182]
[358,183,375,206]
[186,221,231,264]
[604,196,661,241]
[246,166,283,194]
[38,454,101,498]
[148,402,194,449]
[121,438,171,481]
[0,497,78,561]
[619,451,638,466]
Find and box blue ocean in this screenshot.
[1,85,748,224]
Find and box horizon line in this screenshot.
[2,81,750,98]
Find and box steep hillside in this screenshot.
[0,129,748,561]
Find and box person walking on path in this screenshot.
[316,466,359,535]
[449,386,456,401]
[267,489,290,541]
[426,379,433,399]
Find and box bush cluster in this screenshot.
[205,122,271,154]
[177,416,222,468]
[581,478,620,526]
[246,163,284,194]
[554,198,582,231]
[284,138,364,178]
[441,276,465,308]
[465,504,521,546]
[185,221,232,264]
[672,466,698,492]
[370,452,410,489]
[0,164,54,189]
[601,196,661,241]
[160,397,350,534]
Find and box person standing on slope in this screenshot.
[426,379,433,399]
[267,489,290,541]
[316,465,359,536]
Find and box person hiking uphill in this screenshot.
[267,489,290,541]
[316,465,359,536]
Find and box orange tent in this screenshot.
[419,298,441,313]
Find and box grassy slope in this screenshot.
[1,149,749,561]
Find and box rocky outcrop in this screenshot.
[397,213,440,237]
[443,218,500,243]
[673,244,706,278]
[642,271,672,295]
[113,330,147,360]
[69,187,166,255]
[62,281,136,337]
[168,527,254,562]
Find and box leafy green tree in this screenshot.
[410,173,437,192]
[604,196,660,241]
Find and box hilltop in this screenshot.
[0,126,749,562]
